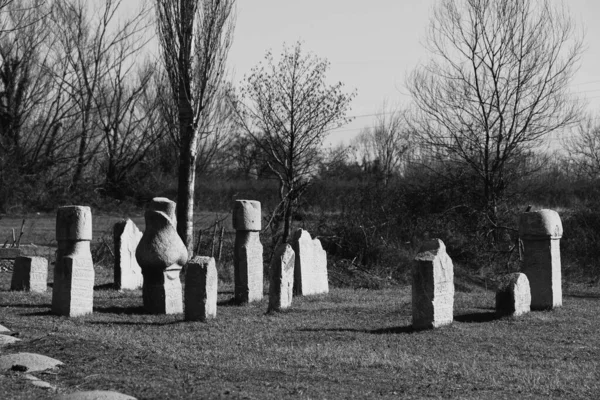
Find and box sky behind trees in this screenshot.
[123,0,600,147]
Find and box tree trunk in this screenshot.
[281,198,293,244]
[72,129,88,190]
[177,135,196,257]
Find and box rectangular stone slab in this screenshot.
[185,256,217,321]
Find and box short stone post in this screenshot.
[113,219,143,290]
[136,198,188,314]
[496,273,531,317]
[184,256,217,321]
[292,229,329,296]
[412,239,454,330]
[519,209,563,310]
[11,256,48,292]
[268,244,295,312]
[52,206,95,317]
[232,200,263,303]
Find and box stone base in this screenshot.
[184,257,217,321]
[234,231,263,303]
[11,256,48,292]
[143,268,183,314]
[51,256,94,317]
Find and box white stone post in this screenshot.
[52,206,94,317]
[292,229,329,296]
[412,239,454,330]
[184,256,218,321]
[268,243,295,312]
[496,272,531,317]
[232,200,263,303]
[136,198,188,314]
[113,219,143,290]
[519,209,563,310]
[11,256,48,292]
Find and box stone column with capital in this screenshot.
[52,206,95,317]
[519,209,563,310]
[232,200,263,303]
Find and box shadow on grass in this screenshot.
[87,320,184,326]
[455,311,499,323]
[217,298,244,307]
[1,303,52,308]
[20,310,53,316]
[93,305,147,315]
[298,325,414,335]
[94,283,116,291]
[566,293,600,299]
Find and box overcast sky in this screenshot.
[128,0,600,147]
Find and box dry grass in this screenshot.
[0,263,599,399]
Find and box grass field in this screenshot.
[1,263,599,399]
[1,213,600,399]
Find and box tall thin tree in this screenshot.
[155,0,236,253]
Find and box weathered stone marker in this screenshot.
[519,209,562,310]
[52,206,94,317]
[11,256,48,292]
[184,256,217,321]
[113,219,143,290]
[268,243,295,312]
[412,239,454,330]
[496,273,531,317]
[136,198,188,314]
[292,229,329,296]
[232,200,263,303]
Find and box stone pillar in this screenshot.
[52,206,94,317]
[11,256,48,292]
[496,273,531,317]
[113,219,143,290]
[268,244,295,312]
[232,200,263,303]
[184,256,217,321]
[292,229,329,296]
[136,198,188,314]
[412,239,454,330]
[519,209,563,310]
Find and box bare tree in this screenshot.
[155,0,236,253]
[50,0,151,191]
[407,0,583,225]
[353,103,412,185]
[564,115,600,179]
[236,42,355,243]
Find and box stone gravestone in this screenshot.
[519,209,563,310]
[496,273,531,317]
[136,198,188,314]
[292,229,329,296]
[268,243,295,312]
[232,200,263,303]
[113,219,143,290]
[11,256,48,292]
[184,256,217,321]
[412,239,454,330]
[52,206,95,317]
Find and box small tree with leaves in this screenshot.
[237,42,355,243]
